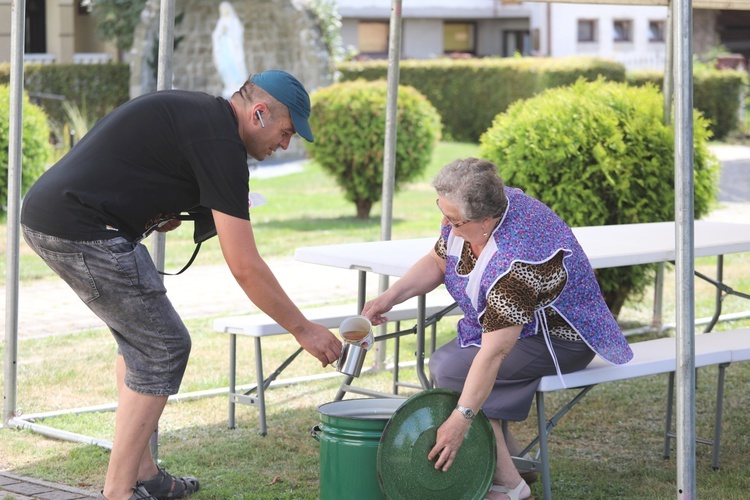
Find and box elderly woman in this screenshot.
[361,158,633,500]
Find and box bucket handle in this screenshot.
[311,424,321,441]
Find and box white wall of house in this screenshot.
[546,3,668,69]
[337,0,668,70]
[403,19,444,59]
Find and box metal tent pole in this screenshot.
[2,0,25,427]
[674,0,696,497]
[147,0,176,461]
[375,0,403,368]
[150,0,176,274]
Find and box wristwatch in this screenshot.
[455,404,476,420]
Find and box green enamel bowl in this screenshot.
[376,389,496,499]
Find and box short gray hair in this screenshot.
[432,157,507,220]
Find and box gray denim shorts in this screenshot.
[22,226,191,396]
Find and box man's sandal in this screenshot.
[136,466,200,499]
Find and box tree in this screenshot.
[87,0,148,57]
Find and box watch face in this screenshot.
[457,405,475,419]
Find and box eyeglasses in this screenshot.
[435,199,472,228]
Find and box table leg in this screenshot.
[702,255,724,334]
[536,393,552,500]
[357,270,367,312]
[254,337,267,436]
[652,262,665,331]
[228,333,236,429]
[415,294,431,389]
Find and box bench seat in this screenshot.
[214,300,455,337]
[213,298,460,435]
[529,328,750,499]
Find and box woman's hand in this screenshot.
[360,296,393,326]
[427,411,472,472]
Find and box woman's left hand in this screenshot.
[427,412,471,472]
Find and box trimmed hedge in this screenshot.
[0,63,130,128]
[341,57,745,142]
[628,67,748,140]
[479,78,720,317]
[338,57,626,143]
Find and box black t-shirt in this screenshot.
[21,90,250,241]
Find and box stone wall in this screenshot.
[130,0,333,161]
[693,9,719,58]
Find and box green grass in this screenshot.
[2,140,750,498]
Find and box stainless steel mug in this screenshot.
[336,341,368,377]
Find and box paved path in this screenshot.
[3,256,376,341]
[0,471,96,499]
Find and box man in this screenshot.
[21,70,342,500]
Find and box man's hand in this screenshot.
[155,219,182,232]
[295,322,342,367]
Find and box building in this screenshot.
[2,1,747,70]
[0,0,116,65]
[337,0,748,70]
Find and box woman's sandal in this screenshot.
[517,453,538,485]
[136,466,200,499]
[485,478,533,500]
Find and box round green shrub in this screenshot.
[0,85,54,216]
[306,79,442,219]
[479,78,720,317]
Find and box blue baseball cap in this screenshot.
[250,70,314,142]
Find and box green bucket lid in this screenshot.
[377,388,497,499]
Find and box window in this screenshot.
[504,30,531,57]
[649,20,666,42]
[444,23,476,54]
[358,22,389,54]
[613,20,632,42]
[577,20,597,42]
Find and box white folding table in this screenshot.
[295,221,750,383]
[295,221,750,275]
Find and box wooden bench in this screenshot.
[522,328,750,500]
[213,298,460,435]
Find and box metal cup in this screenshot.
[335,341,368,377]
[338,315,374,349]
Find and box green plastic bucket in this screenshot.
[312,398,404,500]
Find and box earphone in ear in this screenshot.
[256,110,266,128]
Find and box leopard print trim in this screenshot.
[434,237,581,342]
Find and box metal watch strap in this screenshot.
[455,404,475,420]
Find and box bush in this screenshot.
[338,57,626,143]
[479,78,720,317]
[628,67,747,140]
[0,85,54,216]
[0,63,130,134]
[306,79,442,219]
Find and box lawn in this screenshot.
[2,141,750,499]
